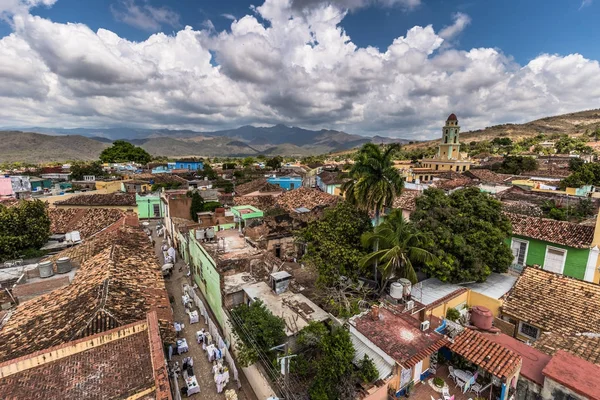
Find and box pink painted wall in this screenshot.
[0,177,13,196]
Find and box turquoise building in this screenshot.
[136,193,162,219]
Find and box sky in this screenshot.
[0,0,599,139]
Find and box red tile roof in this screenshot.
[49,208,125,238]
[352,307,449,368]
[56,193,136,207]
[275,187,340,212]
[534,333,600,365]
[542,350,600,400]
[0,312,171,400]
[502,267,600,338]
[449,329,522,380]
[391,190,420,212]
[505,212,595,248]
[0,223,174,363]
[484,332,551,385]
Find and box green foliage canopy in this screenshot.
[230,300,286,367]
[492,156,538,174]
[70,161,106,180]
[188,191,204,222]
[411,187,513,283]
[266,156,283,170]
[297,202,372,286]
[561,163,600,189]
[99,140,152,164]
[0,200,51,261]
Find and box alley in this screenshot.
[151,225,257,400]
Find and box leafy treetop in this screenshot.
[0,200,51,261]
[99,140,152,164]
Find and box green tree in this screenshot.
[242,157,256,167]
[99,140,152,164]
[342,143,404,225]
[230,300,286,367]
[296,202,372,286]
[569,157,586,172]
[360,209,436,289]
[188,191,204,222]
[70,161,105,180]
[411,187,513,283]
[357,354,379,383]
[494,156,538,174]
[560,163,600,189]
[197,162,218,180]
[0,200,51,261]
[266,156,283,170]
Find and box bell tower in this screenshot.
[437,113,461,161]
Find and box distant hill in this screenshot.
[0,131,108,163]
[1,125,412,161]
[405,109,600,149]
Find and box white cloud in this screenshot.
[289,0,421,11]
[221,13,236,20]
[0,0,56,22]
[580,0,592,9]
[110,0,180,32]
[0,0,599,139]
[438,12,471,41]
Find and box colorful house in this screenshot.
[267,176,302,191]
[29,177,52,192]
[231,205,263,231]
[168,160,203,171]
[505,212,599,282]
[316,171,345,196]
[136,193,162,219]
[151,165,171,174]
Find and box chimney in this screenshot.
[371,305,380,321]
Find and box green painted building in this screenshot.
[29,177,52,192]
[506,212,599,282]
[136,193,162,219]
[231,205,264,230]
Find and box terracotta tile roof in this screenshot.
[502,267,600,337]
[317,171,346,185]
[505,212,595,248]
[235,178,283,196]
[233,194,278,210]
[432,177,475,190]
[137,173,188,185]
[391,190,420,212]
[0,224,174,363]
[49,208,125,238]
[542,350,600,400]
[465,169,515,184]
[55,193,136,206]
[449,329,522,380]
[534,333,600,365]
[351,307,449,368]
[484,332,551,385]
[275,187,340,212]
[0,312,171,400]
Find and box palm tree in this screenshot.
[342,143,404,226]
[360,210,436,292]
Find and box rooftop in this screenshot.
[235,178,283,196]
[417,278,464,306]
[464,169,516,184]
[505,212,595,248]
[0,222,173,363]
[243,281,329,336]
[542,350,600,400]
[502,267,600,337]
[463,273,517,299]
[0,312,170,400]
[275,187,340,212]
[534,332,600,365]
[317,171,346,185]
[484,332,551,385]
[351,307,449,368]
[55,193,136,207]
[49,208,125,239]
[391,189,420,212]
[223,272,257,295]
[449,328,522,380]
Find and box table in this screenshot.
[454,369,473,383]
[182,294,191,307]
[188,310,199,324]
[177,338,189,354]
[185,374,200,396]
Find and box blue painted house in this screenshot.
[151,165,171,174]
[267,176,302,191]
[168,160,204,171]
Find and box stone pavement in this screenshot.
[151,226,257,400]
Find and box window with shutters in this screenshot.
[544,247,566,274]
[511,239,528,266]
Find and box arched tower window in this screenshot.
[445,136,448,144]
[454,136,457,144]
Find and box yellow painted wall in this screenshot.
[95,180,126,193]
[591,212,600,284]
[468,291,503,316]
[429,291,469,319]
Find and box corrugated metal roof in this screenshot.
[349,324,394,380]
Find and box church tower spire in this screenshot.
[437,113,461,160]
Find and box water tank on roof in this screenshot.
[390,282,404,299]
[56,257,72,274]
[470,305,494,330]
[398,278,412,299]
[196,229,205,241]
[38,261,54,278]
[206,227,215,240]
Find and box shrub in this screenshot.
[446,307,460,321]
[433,377,444,387]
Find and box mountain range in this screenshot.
[0,125,408,163]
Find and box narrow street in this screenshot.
[151,225,258,400]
